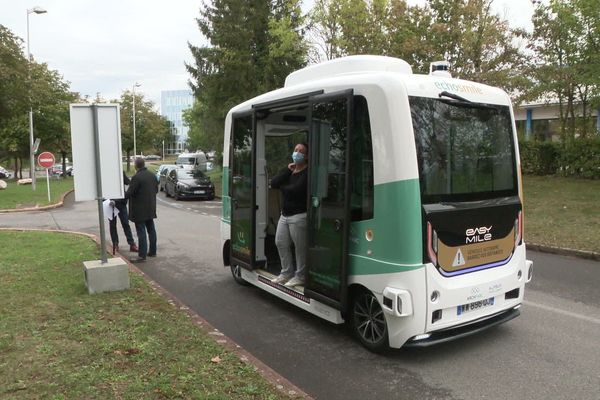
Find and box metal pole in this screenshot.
[132,85,136,159]
[92,104,108,263]
[27,10,36,191]
[162,140,164,160]
[46,168,50,202]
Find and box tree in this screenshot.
[116,91,172,171]
[0,25,76,178]
[0,25,29,176]
[186,0,307,157]
[307,0,527,94]
[530,0,600,139]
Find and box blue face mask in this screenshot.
[292,151,305,164]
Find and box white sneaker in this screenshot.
[284,276,305,287]
[271,275,291,284]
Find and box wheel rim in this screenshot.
[233,265,242,278]
[354,293,386,344]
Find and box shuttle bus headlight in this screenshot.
[526,260,533,283]
[430,290,440,303]
[517,270,522,281]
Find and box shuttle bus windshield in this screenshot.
[409,96,517,203]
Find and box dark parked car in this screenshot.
[145,154,161,160]
[158,165,177,191]
[165,167,215,200]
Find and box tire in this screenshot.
[174,191,180,201]
[351,289,389,352]
[165,187,170,197]
[230,264,249,285]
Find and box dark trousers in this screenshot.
[109,202,135,245]
[135,219,157,258]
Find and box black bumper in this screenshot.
[404,307,521,348]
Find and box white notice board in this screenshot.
[69,104,124,201]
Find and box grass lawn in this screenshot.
[523,175,600,253]
[0,231,289,400]
[0,177,74,210]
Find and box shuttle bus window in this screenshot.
[350,96,374,221]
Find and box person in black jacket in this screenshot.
[270,142,308,287]
[125,158,158,262]
[108,171,138,255]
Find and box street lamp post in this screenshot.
[132,82,141,159]
[27,6,47,190]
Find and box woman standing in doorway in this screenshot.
[270,142,308,288]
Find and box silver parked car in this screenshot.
[157,164,177,191]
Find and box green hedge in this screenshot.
[519,138,600,179]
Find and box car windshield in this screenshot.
[177,157,196,165]
[409,96,517,203]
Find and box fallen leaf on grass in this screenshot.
[211,356,222,363]
[113,348,141,356]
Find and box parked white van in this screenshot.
[176,152,208,171]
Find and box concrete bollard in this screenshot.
[83,258,130,294]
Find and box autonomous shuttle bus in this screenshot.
[220,55,533,351]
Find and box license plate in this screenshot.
[194,190,205,194]
[457,297,495,316]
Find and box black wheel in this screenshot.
[351,290,389,352]
[165,187,170,197]
[230,264,249,285]
[174,191,180,201]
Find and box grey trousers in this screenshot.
[275,212,307,279]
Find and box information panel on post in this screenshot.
[69,104,124,201]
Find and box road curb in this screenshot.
[527,242,600,262]
[0,227,313,400]
[0,188,74,213]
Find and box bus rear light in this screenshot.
[427,222,438,265]
[514,211,523,246]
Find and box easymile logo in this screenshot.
[466,226,492,244]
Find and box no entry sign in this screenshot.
[38,151,55,169]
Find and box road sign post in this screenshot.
[37,151,54,202]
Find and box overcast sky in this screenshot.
[1,0,538,110]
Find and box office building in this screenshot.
[161,90,194,154]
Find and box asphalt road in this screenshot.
[2,193,599,400]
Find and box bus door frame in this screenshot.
[229,111,258,271]
[304,89,354,312]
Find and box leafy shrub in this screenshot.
[519,138,600,179]
[559,138,600,179]
[519,140,560,175]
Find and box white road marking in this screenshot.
[524,300,600,325]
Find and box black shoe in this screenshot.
[147,252,156,257]
[130,257,146,263]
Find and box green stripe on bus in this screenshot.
[348,178,424,275]
[222,166,231,222]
